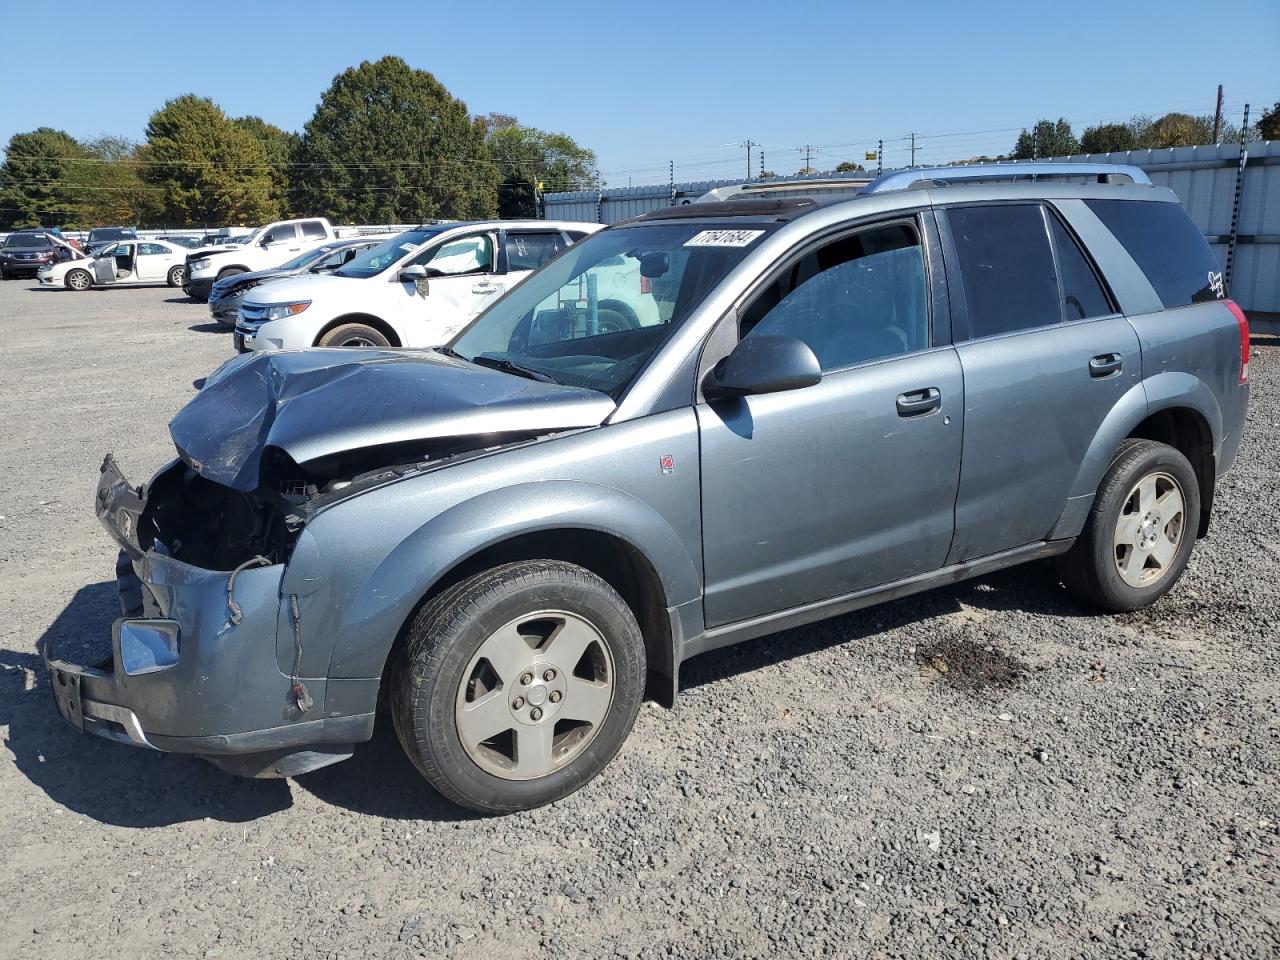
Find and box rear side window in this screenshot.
[301,221,327,240]
[506,231,567,271]
[1046,213,1113,321]
[948,205,1060,338]
[1084,199,1223,307]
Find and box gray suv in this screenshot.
[47,162,1251,813]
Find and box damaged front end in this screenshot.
[45,454,368,777]
[46,348,616,779]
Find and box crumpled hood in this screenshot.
[170,349,616,491]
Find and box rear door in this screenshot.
[135,243,171,282]
[940,202,1140,561]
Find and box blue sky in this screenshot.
[2,0,1275,185]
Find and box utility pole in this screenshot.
[909,132,917,167]
[801,144,814,172]
[741,140,757,181]
[1212,84,1225,143]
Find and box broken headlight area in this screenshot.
[124,457,306,569]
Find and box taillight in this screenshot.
[1224,299,1249,384]
[639,275,652,295]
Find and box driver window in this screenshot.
[412,235,493,275]
[739,221,929,371]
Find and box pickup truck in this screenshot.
[183,218,336,301]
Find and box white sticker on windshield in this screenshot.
[399,242,420,253]
[684,229,765,248]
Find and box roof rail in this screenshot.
[863,162,1152,194]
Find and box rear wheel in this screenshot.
[391,560,645,814]
[167,265,186,287]
[66,269,92,291]
[1057,439,1199,611]
[316,322,392,348]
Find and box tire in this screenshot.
[216,267,245,281]
[596,298,641,333]
[1057,439,1199,612]
[167,265,186,287]
[66,269,92,291]
[391,560,646,814]
[316,322,392,348]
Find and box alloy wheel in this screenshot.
[1113,471,1185,588]
[454,610,614,781]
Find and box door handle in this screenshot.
[896,387,941,417]
[1089,353,1123,378]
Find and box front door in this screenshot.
[940,202,1142,561]
[92,242,120,285]
[394,232,502,345]
[698,218,964,627]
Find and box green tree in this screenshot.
[139,95,280,225]
[1134,112,1215,148]
[1259,102,1280,141]
[1011,118,1080,159]
[1080,122,1136,154]
[292,56,497,222]
[482,113,597,218]
[234,116,299,215]
[74,136,164,227]
[834,161,865,173]
[0,128,86,228]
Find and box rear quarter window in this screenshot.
[1084,199,1224,308]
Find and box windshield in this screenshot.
[4,233,52,249]
[335,227,455,279]
[451,221,777,397]
[88,228,134,242]
[279,245,336,271]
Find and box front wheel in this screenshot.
[316,322,391,348]
[66,269,93,291]
[391,560,646,814]
[1057,439,1199,612]
[167,265,186,287]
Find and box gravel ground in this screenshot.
[0,279,1276,960]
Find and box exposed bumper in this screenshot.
[184,276,214,300]
[45,456,374,777]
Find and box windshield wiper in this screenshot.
[468,354,557,383]
[435,345,463,359]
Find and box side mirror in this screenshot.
[398,264,427,283]
[706,335,822,398]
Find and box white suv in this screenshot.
[184,218,336,301]
[234,220,601,351]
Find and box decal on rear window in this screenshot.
[684,229,765,248]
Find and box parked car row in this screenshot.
[42,162,1251,816]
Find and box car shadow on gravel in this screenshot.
[681,562,1082,691]
[3,581,292,828]
[188,322,227,334]
[294,722,482,823]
